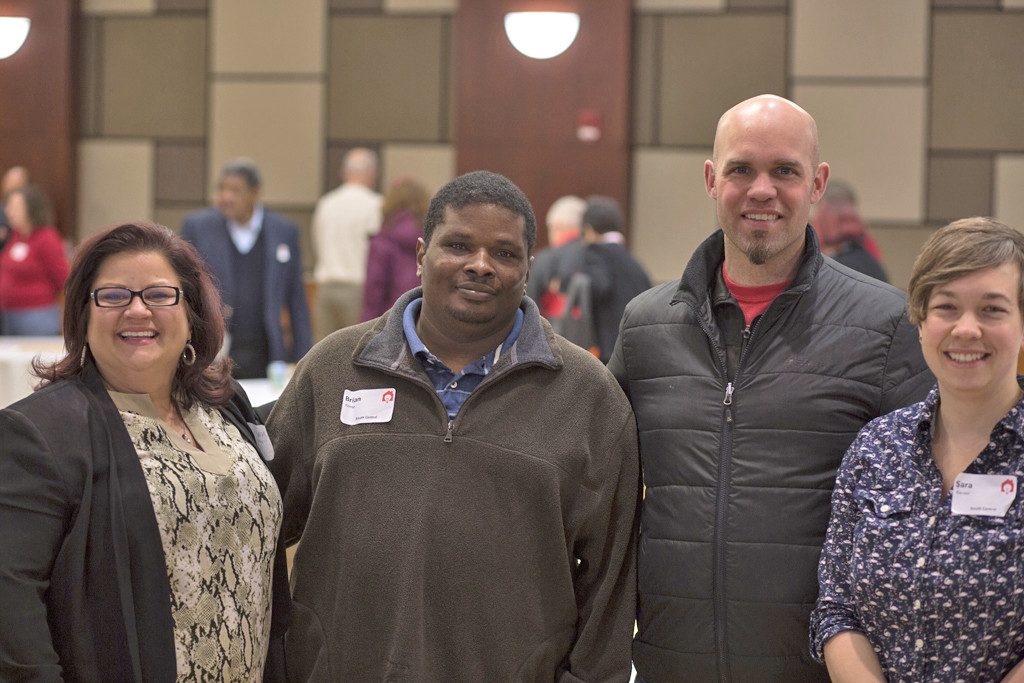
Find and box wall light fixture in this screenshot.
[503,12,579,60]
[0,17,30,60]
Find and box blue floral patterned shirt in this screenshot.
[810,383,1024,682]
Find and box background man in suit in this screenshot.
[181,158,312,379]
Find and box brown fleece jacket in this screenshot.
[268,289,640,682]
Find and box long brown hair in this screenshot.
[34,222,234,408]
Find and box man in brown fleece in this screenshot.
[268,170,640,682]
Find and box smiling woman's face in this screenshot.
[86,250,190,397]
[918,262,1024,403]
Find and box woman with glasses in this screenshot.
[0,222,289,681]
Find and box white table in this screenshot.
[0,336,66,408]
[237,377,287,409]
[0,339,290,411]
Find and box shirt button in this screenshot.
[450,381,458,389]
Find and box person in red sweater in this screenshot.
[0,185,69,335]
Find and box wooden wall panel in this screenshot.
[0,0,77,236]
[455,0,631,247]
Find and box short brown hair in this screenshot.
[34,222,234,408]
[907,217,1024,325]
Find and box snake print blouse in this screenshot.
[109,391,282,682]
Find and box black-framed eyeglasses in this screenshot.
[91,286,182,308]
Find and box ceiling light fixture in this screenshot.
[0,17,30,60]
[503,11,580,60]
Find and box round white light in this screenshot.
[504,12,580,60]
[0,17,30,60]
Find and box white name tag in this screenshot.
[951,473,1017,517]
[340,388,396,425]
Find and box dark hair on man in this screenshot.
[34,222,235,408]
[583,196,625,235]
[4,184,54,229]
[221,158,262,189]
[422,171,537,255]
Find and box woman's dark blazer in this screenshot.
[0,362,290,682]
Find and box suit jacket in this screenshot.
[0,363,290,682]
[181,207,312,363]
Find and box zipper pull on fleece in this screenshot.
[723,382,734,406]
[444,419,454,443]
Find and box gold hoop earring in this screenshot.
[80,345,88,369]
[181,340,196,367]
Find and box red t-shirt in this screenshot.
[0,226,70,311]
[722,265,791,326]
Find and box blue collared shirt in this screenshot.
[402,297,524,418]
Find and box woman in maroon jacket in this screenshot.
[360,177,430,321]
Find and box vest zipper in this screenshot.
[444,419,454,443]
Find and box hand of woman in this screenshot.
[823,631,887,683]
[1001,657,1024,683]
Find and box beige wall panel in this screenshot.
[102,17,207,138]
[79,18,102,138]
[212,0,325,74]
[792,0,928,78]
[209,81,324,205]
[156,143,207,203]
[77,139,154,240]
[380,143,455,196]
[869,223,935,292]
[795,84,927,223]
[729,0,787,8]
[631,148,719,284]
[632,14,657,146]
[1004,0,1024,8]
[159,0,209,10]
[83,0,155,14]
[635,0,725,10]
[384,0,456,12]
[659,15,787,147]
[994,155,1024,231]
[927,155,992,222]
[331,0,381,9]
[155,206,204,234]
[932,13,1024,151]
[329,16,443,141]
